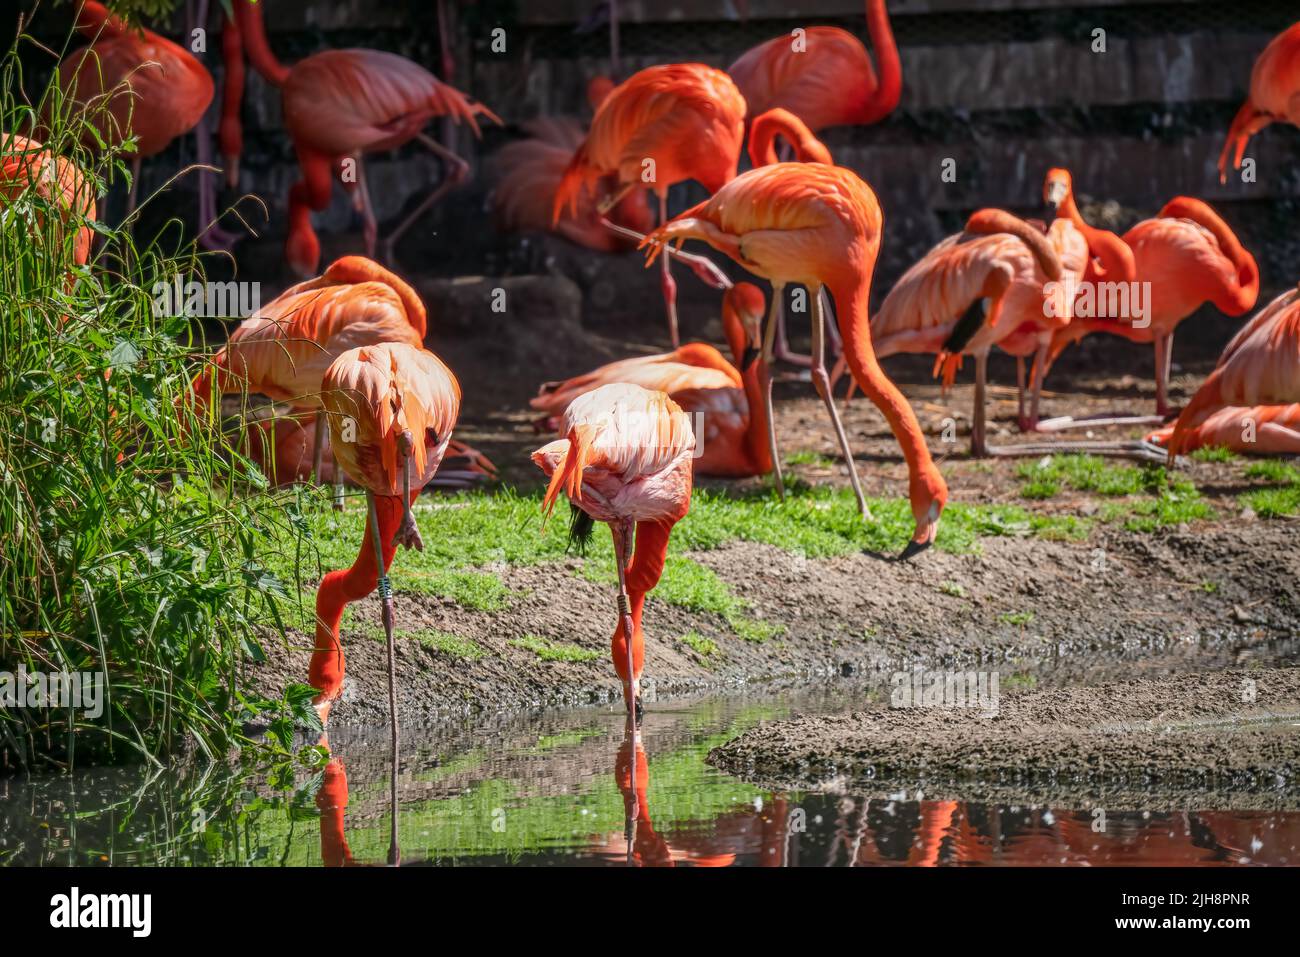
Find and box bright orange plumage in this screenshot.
[1164,285,1300,457]
[551,63,746,221]
[746,108,833,167]
[642,162,947,552]
[195,256,426,410]
[57,1,214,158]
[0,134,96,266]
[1218,21,1300,183]
[727,0,900,133]
[531,284,772,478]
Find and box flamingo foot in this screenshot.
[391,509,425,551]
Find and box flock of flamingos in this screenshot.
[6,1,1300,729]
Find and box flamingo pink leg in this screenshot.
[379,132,469,267]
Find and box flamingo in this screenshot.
[532,283,772,478]
[56,1,214,222]
[190,255,488,486]
[1,134,96,267]
[641,162,947,557]
[532,383,695,720]
[1042,167,1136,290]
[552,63,747,348]
[743,108,839,368]
[728,0,900,135]
[490,80,653,252]
[230,0,501,277]
[1043,196,1259,427]
[1157,284,1300,458]
[1218,22,1300,184]
[862,208,1085,456]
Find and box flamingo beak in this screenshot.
[1044,181,1067,218]
[898,502,941,562]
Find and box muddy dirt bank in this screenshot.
[248,519,1300,727]
[709,669,1300,812]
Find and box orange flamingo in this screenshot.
[642,163,947,557]
[230,0,501,276]
[552,63,747,347]
[1158,284,1300,458]
[1043,167,1136,290]
[313,341,462,728]
[530,283,772,478]
[56,1,213,221]
[1,134,96,267]
[744,109,838,367]
[191,256,489,486]
[862,208,1085,455]
[1218,22,1300,183]
[1043,196,1259,426]
[728,0,900,135]
[532,383,695,719]
[491,81,653,252]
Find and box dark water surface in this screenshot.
[3,638,1299,867]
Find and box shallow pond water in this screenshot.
[3,638,1299,867]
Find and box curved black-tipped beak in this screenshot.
[741,345,761,372]
[897,537,933,562]
[1044,199,1060,220]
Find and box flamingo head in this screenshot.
[724,281,765,370]
[900,468,947,561]
[1043,167,1073,219]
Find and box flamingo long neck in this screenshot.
[857,0,902,125]
[828,275,934,485]
[1159,197,1259,315]
[233,0,291,88]
[310,496,404,698]
[1057,192,1136,284]
[747,110,831,166]
[741,360,773,474]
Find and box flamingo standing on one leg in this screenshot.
[56,1,214,222]
[314,341,460,865]
[531,283,773,478]
[1044,196,1259,426]
[230,0,501,277]
[552,63,747,348]
[1,134,96,267]
[532,382,695,719]
[642,163,948,555]
[728,0,900,137]
[1218,21,1300,184]
[862,208,1084,456]
[1158,284,1300,458]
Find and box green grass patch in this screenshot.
[1240,484,1300,518]
[1016,454,1158,498]
[1243,460,1300,485]
[414,630,489,660]
[508,635,602,663]
[784,450,837,469]
[392,568,510,611]
[679,631,720,659]
[1190,446,1237,463]
[998,611,1034,627]
[938,581,966,598]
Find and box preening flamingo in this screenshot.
[1158,284,1300,458]
[190,255,489,486]
[56,1,214,221]
[863,208,1085,456]
[552,63,747,347]
[491,115,653,253]
[1044,196,1259,426]
[532,382,695,719]
[1218,21,1300,184]
[0,134,96,267]
[728,0,900,135]
[532,283,772,478]
[1042,167,1136,290]
[642,162,947,557]
[230,0,501,276]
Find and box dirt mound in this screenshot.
[709,669,1300,811]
